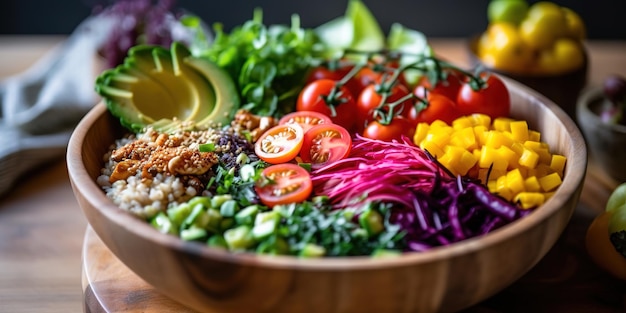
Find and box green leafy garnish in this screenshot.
[192,9,325,117]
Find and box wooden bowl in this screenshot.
[577,86,626,182]
[67,77,587,313]
[467,36,588,121]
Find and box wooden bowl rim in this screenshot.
[67,77,587,271]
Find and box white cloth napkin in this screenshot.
[0,15,117,197]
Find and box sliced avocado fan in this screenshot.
[95,42,240,132]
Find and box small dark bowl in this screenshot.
[577,86,626,183]
[467,36,588,121]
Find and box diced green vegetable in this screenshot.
[224,225,256,250]
[235,205,260,225]
[181,226,208,241]
[299,243,326,258]
[151,212,177,235]
[220,199,240,217]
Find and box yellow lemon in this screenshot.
[520,1,568,50]
[562,7,586,41]
[480,22,533,73]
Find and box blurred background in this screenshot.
[0,0,624,39]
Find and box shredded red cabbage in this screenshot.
[311,135,531,252]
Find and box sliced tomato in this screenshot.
[255,163,313,207]
[254,123,304,164]
[278,111,333,133]
[300,124,352,169]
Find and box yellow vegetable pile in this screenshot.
[413,114,566,209]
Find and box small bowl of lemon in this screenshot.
[467,0,588,120]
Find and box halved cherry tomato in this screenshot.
[296,79,357,131]
[362,116,415,142]
[278,111,333,133]
[456,73,510,118]
[356,83,412,132]
[254,123,304,164]
[406,93,460,125]
[255,163,313,208]
[300,123,352,169]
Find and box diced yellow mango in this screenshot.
[420,140,445,158]
[496,146,517,169]
[519,147,539,168]
[506,169,525,194]
[473,125,489,146]
[513,192,545,209]
[510,120,529,142]
[452,116,473,130]
[529,130,541,142]
[524,176,541,192]
[538,172,562,192]
[413,123,430,145]
[486,131,514,148]
[450,127,477,150]
[493,117,513,132]
[550,154,567,177]
[469,113,491,127]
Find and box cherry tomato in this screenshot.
[344,67,382,97]
[362,117,415,142]
[356,83,412,131]
[254,123,304,164]
[255,163,313,208]
[406,93,460,125]
[300,123,352,169]
[278,111,333,133]
[456,74,510,118]
[296,79,357,131]
[305,65,351,85]
[415,69,463,101]
[585,211,626,280]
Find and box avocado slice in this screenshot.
[95,42,239,132]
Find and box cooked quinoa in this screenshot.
[97,125,258,219]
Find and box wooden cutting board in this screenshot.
[82,160,626,313]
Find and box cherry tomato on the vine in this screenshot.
[456,73,510,118]
[356,83,412,132]
[362,116,415,142]
[278,111,332,133]
[415,69,464,101]
[296,79,357,131]
[406,93,460,125]
[300,123,352,169]
[344,67,382,97]
[305,65,351,85]
[255,163,312,208]
[254,123,304,164]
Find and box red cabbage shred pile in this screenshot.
[311,136,532,252]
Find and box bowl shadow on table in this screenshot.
[67,77,587,313]
[467,36,588,122]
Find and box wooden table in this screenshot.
[1,36,625,313]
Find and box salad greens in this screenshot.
[189,9,324,117]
